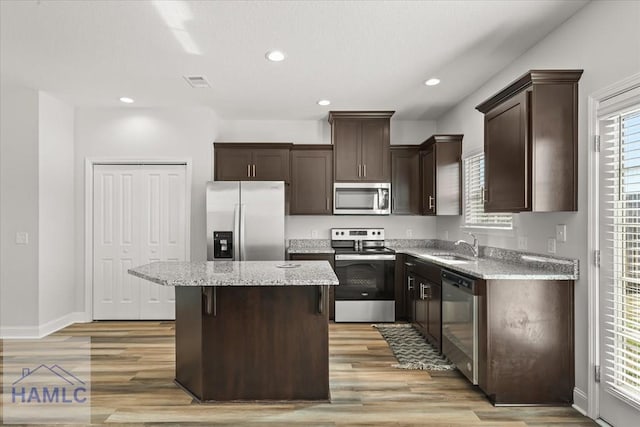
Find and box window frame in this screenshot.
[462,152,513,230]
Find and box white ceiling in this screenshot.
[0,0,588,120]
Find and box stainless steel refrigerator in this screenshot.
[206,181,285,261]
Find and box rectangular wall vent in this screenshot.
[184,76,210,88]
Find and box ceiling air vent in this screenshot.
[184,76,211,88]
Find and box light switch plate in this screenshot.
[556,224,567,242]
[518,236,528,250]
[406,229,413,238]
[547,238,557,254]
[16,232,29,245]
[311,230,319,238]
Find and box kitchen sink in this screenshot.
[426,252,475,264]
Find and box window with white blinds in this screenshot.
[601,105,640,403]
[463,153,512,229]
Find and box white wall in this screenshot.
[217,118,436,146]
[74,107,220,313]
[38,92,76,326]
[434,0,640,411]
[0,76,40,331]
[286,215,436,240]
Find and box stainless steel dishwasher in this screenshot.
[441,269,479,385]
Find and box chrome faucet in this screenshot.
[455,232,479,258]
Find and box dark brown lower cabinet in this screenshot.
[289,253,336,320]
[175,285,329,401]
[405,256,442,352]
[478,279,574,405]
[394,254,407,319]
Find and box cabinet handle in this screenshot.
[252,164,256,177]
[357,164,361,177]
[247,164,251,178]
[326,197,330,211]
[420,283,431,300]
[407,276,414,291]
[481,187,488,203]
[318,286,324,314]
[363,164,366,177]
[392,197,395,211]
[203,287,216,316]
[428,195,435,210]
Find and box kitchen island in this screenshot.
[129,260,339,402]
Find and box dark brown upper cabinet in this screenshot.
[390,146,420,214]
[476,70,583,212]
[290,145,333,215]
[420,135,463,216]
[214,143,292,182]
[328,111,394,182]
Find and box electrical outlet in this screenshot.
[406,229,413,238]
[518,236,528,250]
[547,238,557,254]
[556,224,567,242]
[311,230,319,238]
[16,232,29,245]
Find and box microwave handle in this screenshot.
[378,188,389,210]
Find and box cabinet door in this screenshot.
[290,149,333,214]
[252,148,290,182]
[391,148,420,214]
[484,90,530,212]
[427,282,441,351]
[360,119,390,182]
[414,276,429,336]
[215,148,253,181]
[421,148,436,215]
[333,120,362,181]
[404,269,417,322]
[435,142,462,215]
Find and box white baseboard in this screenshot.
[0,311,87,339]
[573,387,589,416]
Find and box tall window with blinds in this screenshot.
[601,105,640,404]
[463,153,512,229]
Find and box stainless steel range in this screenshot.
[331,228,396,322]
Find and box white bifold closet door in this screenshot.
[93,164,187,320]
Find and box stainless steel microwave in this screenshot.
[333,183,391,215]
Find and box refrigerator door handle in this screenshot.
[240,204,246,261]
[233,203,240,261]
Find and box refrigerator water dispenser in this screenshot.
[213,231,233,259]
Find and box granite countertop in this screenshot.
[287,239,334,254]
[396,247,578,280]
[287,247,335,254]
[128,261,339,287]
[285,238,578,280]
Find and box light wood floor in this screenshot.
[1,322,595,426]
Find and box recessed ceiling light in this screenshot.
[265,50,286,62]
[317,99,331,106]
[424,78,441,86]
[119,97,135,104]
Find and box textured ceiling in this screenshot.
[0,0,588,120]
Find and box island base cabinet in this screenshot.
[175,285,330,401]
[478,279,574,405]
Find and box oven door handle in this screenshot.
[335,254,396,261]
